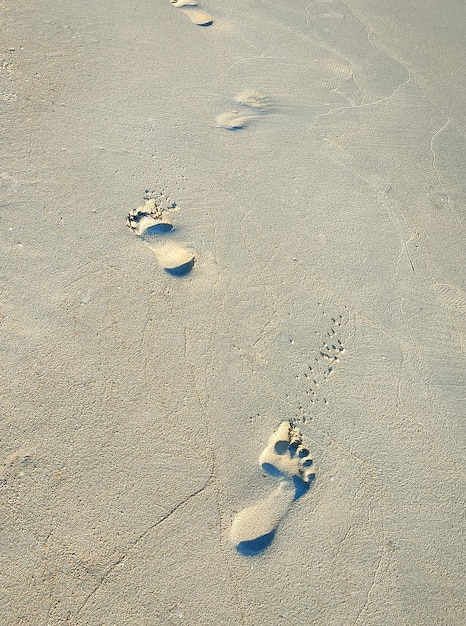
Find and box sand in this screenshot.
[1,0,465,624]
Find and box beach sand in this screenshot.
[1,1,465,624]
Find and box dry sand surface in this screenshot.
[1,0,465,624]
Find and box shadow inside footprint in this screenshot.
[164,258,195,276]
[274,439,290,455]
[236,530,277,557]
[261,461,284,478]
[262,464,313,500]
[144,222,174,235]
[293,474,314,501]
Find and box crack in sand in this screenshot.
[429,118,463,228]
[308,68,411,138]
[75,473,213,619]
[332,483,363,564]
[395,233,416,275]
[182,328,249,624]
[430,118,450,181]
[351,524,387,626]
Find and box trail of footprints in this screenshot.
[126,1,353,557]
[169,0,274,131]
[128,10,274,275]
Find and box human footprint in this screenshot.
[216,90,272,131]
[126,195,195,277]
[169,0,214,26]
[126,198,173,236]
[230,421,315,556]
[259,421,315,500]
[150,242,195,276]
[215,111,259,130]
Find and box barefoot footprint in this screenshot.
[127,193,195,276]
[169,0,214,26]
[216,91,273,130]
[215,111,259,130]
[230,421,315,556]
[127,198,174,236]
[152,242,195,277]
[235,90,273,111]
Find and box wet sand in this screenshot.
[1,1,465,624]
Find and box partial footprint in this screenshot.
[0,446,34,487]
[230,421,315,556]
[259,421,315,499]
[170,0,213,26]
[234,90,273,111]
[434,283,466,317]
[150,241,195,277]
[127,198,173,236]
[215,111,258,130]
[230,482,294,557]
[184,9,213,26]
[305,0,408,102]
[216,90,273,130]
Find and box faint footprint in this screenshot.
[308,136,392,194]
[170,0,214,26]
[434,283,466,317]
[0,446,34,487]
[216,90,272,130]
[234,90,274,111]
[305,0,408,102]
[230,421,315,556]
[215,111,259,130]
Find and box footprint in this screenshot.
[126,198,174,236]
[127,192,196,276]
[259,421,315,498]
[215,111,259,130]
[234,90,273,111]
[305,0,408,102]
[230,421,315,556]
[170,0,214,26]
[149,241,195,276]
[216,90,273,130]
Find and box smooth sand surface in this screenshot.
[1,1,465,624]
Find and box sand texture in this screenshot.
[1,0,465,624]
